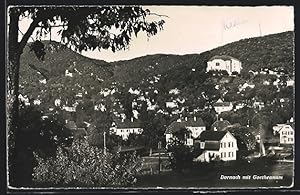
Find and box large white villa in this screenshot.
[206,55,242,75]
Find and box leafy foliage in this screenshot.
[14,104,73,186]
[227,126,257,152]
[33,138,142,187]
[167,143,194,172]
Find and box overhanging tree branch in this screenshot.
[19,18,41,52]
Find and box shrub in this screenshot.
[32,138,142,187]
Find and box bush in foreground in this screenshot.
[32,138,142,187]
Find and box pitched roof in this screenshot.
[277,123,295,132]
[185,117,206,127]
[204,141,220,150]
[210,120,231,131]
[165,121,186,134]
[114,118,142,129]
[72,128,87,139]
[66,120,77,129]
[214,101,232,107]
[165,117,206,134]
[198,131,227,141]
[208,55,240,62]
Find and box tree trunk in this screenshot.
[8,7,41,186]
[7,8,21,186]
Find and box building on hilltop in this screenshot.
[193,130,238,162]
[206,55,242,75]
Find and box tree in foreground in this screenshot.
[8,6,164,186]
[167,128,194,172]
[33,138,143,187]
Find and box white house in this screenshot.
[65,69,73,77]
[110,117,143,140]
[194,131,238,162]
[252,101,265,110]
[286,79,294,87]
[166,101,178,108]
[213,99,233,114]
[206,55,242,75]
[164,117,206,148]
[234,102,246,111]
[272,123,294,145]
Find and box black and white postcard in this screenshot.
[6,4,295,192]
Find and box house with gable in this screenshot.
[164,116,206,148]
[206,55,242,75]
[272,118,294,145]
[110,117,143,140]
[193,130,238,162]
[213,99,233,114]
[210,118,231,131]
[65,120,87,139]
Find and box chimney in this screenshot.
[290,117,294,123]
[121,118,124,123]
[194,116,197,121]
[185,116,187,121]
[214,127,217,131]
[131,117,134,122]
[220,118,223,121]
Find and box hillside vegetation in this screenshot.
[19,31,294,122]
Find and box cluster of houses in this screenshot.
[164,116,239,162]
[19,54,293,163]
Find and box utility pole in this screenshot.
[103,131,107,155]
[158,141,162,174]
[258,22,262,37]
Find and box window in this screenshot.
[221,153,223,158]
[216,62,220,66]
[291,131,294,135]
[224,143,226,148]
[224,152,226,157]
[228,152,231,157]
[220,143,223,148]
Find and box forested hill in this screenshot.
[111,31,294,86]
[19,31,294,110]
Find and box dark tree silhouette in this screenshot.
[7,6,165,186]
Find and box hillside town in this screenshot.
[19,55,294,167]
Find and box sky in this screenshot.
[18,6,294,62]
